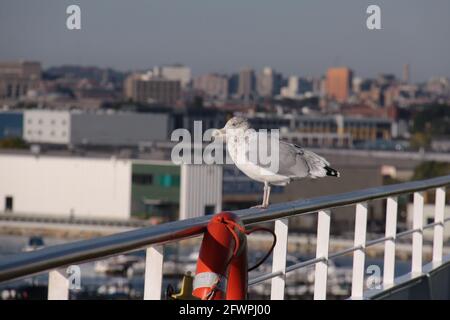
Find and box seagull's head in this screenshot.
[212,117,250,139]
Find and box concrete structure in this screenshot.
[193,73,228,100]
[124,73,181,106]
[24,110,71,144]
[326,67,353,103]
[23,110,170,146]
[0,152,222,222]
[0,61,41,100]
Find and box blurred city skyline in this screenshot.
[1,0,450,81]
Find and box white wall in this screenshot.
[23,110,71,144]
[0,154,132,219]
[179,164,222,220]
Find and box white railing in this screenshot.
[0,175,449,300]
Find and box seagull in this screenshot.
[213,117,340,208]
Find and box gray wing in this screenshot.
[246,132,329,178]
[277,141,330,178]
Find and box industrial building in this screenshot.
[23,110,170,147]
[0,152,222,222]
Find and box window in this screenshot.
[427,217,434,225]
[204,205,216,215]
[158,174,180,187]
[132,174,153,185]
[5,196,13,212]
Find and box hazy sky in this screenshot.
[1,0,449,81]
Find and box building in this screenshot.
[153,65,191,88]
[0,61,41,100]
[257,67,281,98]
[237,67,256,101]
[292,115,392,143]
[403,63,410,83]
[325,67,353,103]
[281,76,300,98]
[124,73,181,106]
[0,111,23,139]
[23,110,170,146]
[246,113,392,144]
[0,152,222,222]
[194,73,228,100]
[23,110,71,144]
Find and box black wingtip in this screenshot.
[325,166,340,177]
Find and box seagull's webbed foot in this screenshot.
[251,204,268,209]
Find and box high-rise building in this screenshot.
[237,67,255,101]
[0,61,41,100]
[325,67,353,103]
[403,64,410,84]
[153,64,191,88]
[193,74,228,99]
[257,67,282,97]
[280,76,300,98]
[124,73,181,106]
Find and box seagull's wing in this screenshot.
[244,132,338,179]
[278,141,332,179]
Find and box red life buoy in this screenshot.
[192,212,248,300]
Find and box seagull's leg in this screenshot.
[251,182,268,209]
[263,183,271,208]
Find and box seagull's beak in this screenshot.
[212,128,226,139]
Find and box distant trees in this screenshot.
[408,104,450,150]
[411,104,450,136]
[0,137,28,149]
[412,161,450,181]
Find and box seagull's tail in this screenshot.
[324,166,340,177]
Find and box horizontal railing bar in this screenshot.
[1,175,450,283]
[423,221,442,229]
[249,257,326,286]
[286,257,326,273]
[249,271,283,286]
[365,236,393,248]
[328,246,361,259]
[396,228,421,238]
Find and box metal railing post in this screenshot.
[144,245,164,300]
[48,269,69,300]
[412,192,424,275]
[270,219,289,300]
[351,202,368,299]
[313,210,331,300]
[432,187,446,263]
[383,197,398,286]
